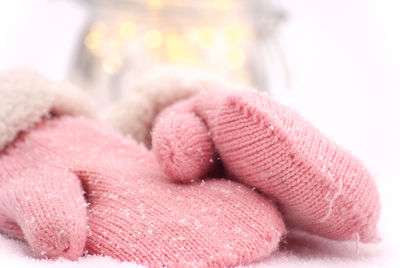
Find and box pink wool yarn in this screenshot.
[0,118,88,259]
[1,116,286,267]
[152,90,380,243]
[0,69,94,260]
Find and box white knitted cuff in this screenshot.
[0,70,95,151]
[102,66,245,147]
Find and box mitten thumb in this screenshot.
[152,98,216,183]
[0,167,87,259]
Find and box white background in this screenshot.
[0,0,399,266]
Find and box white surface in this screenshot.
[0,0,87,80]
[0,0,399,267]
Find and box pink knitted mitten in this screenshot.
[0,70,95,260]
[0,117,89,259]
[152,90,380,243]
[24,116,285,267]
[0,70,285,266]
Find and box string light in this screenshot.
[224,23,246,46]
[197,27,216,49]
[147,0,165,10]
[85,32,102,50]
[120,21,137,40]
[166,33,186,60]
[144,29,164,48]
[83,1,259,81]
[212,0,235,11]
[165,33,199,65]
[76,0,286,101]
[102,53,122,74]
[226,49,245,69]
[84,23,107,51]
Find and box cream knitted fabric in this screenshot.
[0,70,95,150]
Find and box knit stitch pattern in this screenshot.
[0,117,88,260]
[1,116,286,267]
[103,66,244,147]
[152,90,380,243]
[153,101,217,182]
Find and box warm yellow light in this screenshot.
[212,0,235,11]
[147,0,165,9]
[119,21,137,40]
[90,23,107,34]
[226,49,245,69]
[197,27,215,49]
[85,23,108,52]
[85,31,102,50]
[144,29,164,48]
[224,24,246,45]
[102,53,122,74]
[166,33,185,58]
[165,33,198,65]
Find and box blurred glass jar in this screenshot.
[73,0,285,105]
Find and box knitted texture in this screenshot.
[153,101,216,182]
[0,117,89,259]
[0,70,95,151]
[152,90,380,243]
[0,70,96,260]
[102,66,244,147]
[0,70,285,266]
[11,116,284,267]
